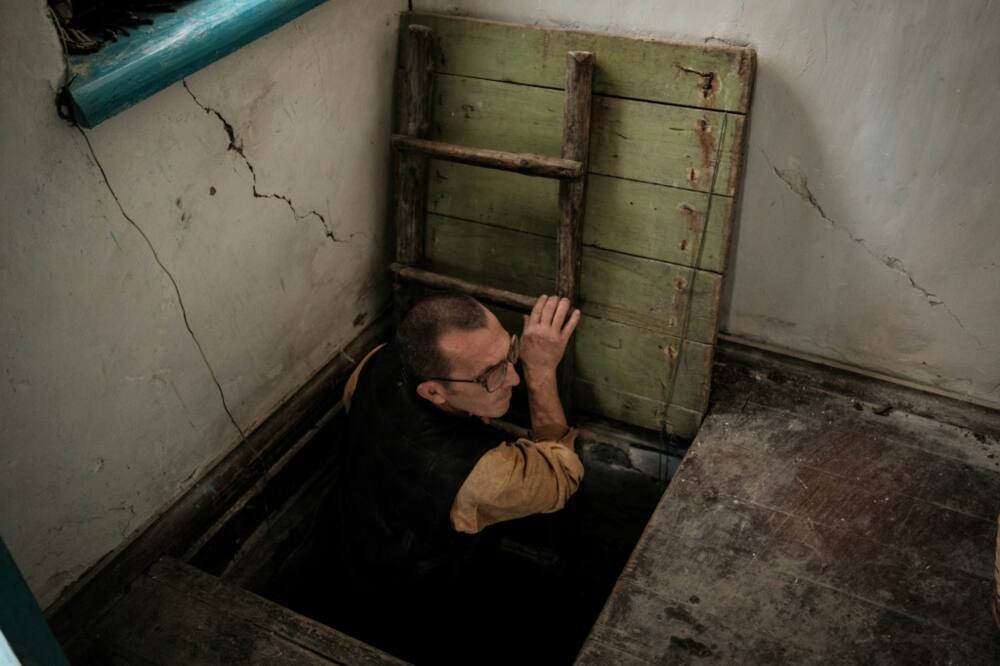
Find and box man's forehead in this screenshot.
[438,312,508,373]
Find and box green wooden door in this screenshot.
[399,13,754,437]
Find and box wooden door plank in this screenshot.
[427,161,733,273]
[486,305,706,435]
[400,13,755,113]
[394,26,434,266]
[573,378,703,436]
[574,316,711,414]
[425,214,722,344]
[590,96,730,193]
[430,75,735,194]
[715,114,746,196]
[582,245,721,344]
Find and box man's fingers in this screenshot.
[561,308,582,338]
[551,297,572,329]
[540,294,559,324]
[531,295,546,323]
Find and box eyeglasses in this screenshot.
[425,334,519,393]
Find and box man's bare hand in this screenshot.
[520,295,581,378]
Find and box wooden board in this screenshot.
[426,215,722,344]
[574,317,711,414]
[76,558,406,665]
[429,161,733,273]
[490,306,710,433]
[573,379,704,437]
[430,74,739,195]
[400,13,755,113]
[397,13,755,437]
[576,354,1000,664]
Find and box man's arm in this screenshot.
[519,295,581,443]
[450,432,583,533]
[450,295,584,535]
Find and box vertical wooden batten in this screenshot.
[556,51,594,301]
[557,50,595,409]
[394,25,434,266]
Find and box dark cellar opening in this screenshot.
[188,382,685,665]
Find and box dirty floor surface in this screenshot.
[576,342,1000,664]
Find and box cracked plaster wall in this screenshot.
[1,0,406,608]
[419,0,1000,407]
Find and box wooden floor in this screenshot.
[576,343,1000,664]
[72,558,404,665]
[64,341,1000,664]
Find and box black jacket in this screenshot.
[324,342,506,593]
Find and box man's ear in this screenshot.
[415,380,448,406]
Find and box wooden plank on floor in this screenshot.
[429,75,738,194]
[720,356,1000,475]
[676,409,998,577]
[400,12,755,113]
[714,339,1000,436]
[148,558,407,666]
[588,587,825,664]
[578,392,1000,663]
[85,575,342,665]
[597,568,992,664]
[428,162,733,273]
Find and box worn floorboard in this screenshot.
[71,558,406,666]
[577,343,1000,664]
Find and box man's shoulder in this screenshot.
[342,342,390,412]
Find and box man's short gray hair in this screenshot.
[396,292,487,379]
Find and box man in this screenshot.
[320,291,583,658]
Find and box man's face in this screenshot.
[417,308,521,419]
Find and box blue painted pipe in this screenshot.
[68,0,329,128]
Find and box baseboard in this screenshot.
[716,333,1000,434]
[717,332,1000,413]
[45,311,391,649]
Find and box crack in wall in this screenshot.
[77,127,248,441]
[181,80,345,243]
[760,149,985,350]
[109,503,137,538]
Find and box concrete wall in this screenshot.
[0,0,404,607]
[418,0,1000,407]
[5,0,998,612]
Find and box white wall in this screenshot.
[4,0,998,612]
[0,0,404,608]
[417,0,1000,407]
